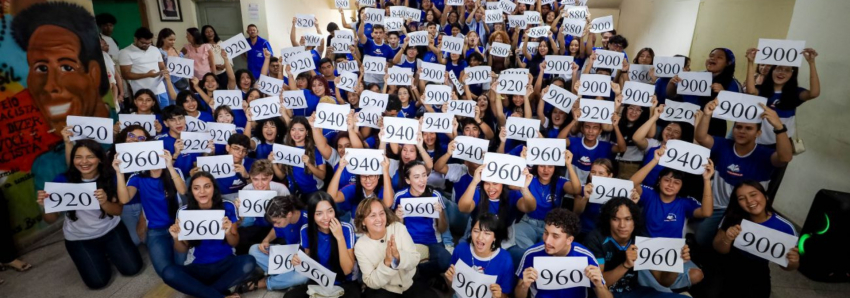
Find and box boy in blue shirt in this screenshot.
[190,134,254,201]
[157,106,208,178]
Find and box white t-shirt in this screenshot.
[63,177,121,241]
[102,51,116,85]
[102,34,119,61]
[118,44,164,94]
[242,181,291,196]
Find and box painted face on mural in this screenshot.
[26,25,107,133]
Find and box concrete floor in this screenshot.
[1,230,848,298]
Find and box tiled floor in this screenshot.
[1,230,847,298]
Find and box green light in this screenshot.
[817,214,830,235]
[798,234,810,255]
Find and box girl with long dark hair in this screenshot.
[457,163,536,235]
[444,213,516,298]
[630,104,697,187]
[327,154,394,223]
[615,103,653,179]
[272,117,326,197]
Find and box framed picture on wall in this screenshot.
[157,0,183,22]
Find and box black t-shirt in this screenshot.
[584,230,638,293]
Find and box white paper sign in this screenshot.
[714,91,767,124]
[295,14,316,28]
[579,74,611,97]
[579,99,614,124]
[501,68,529,76]
[660,100,699,125]
[561,18,586,37]
[622,81,656,107]
[281,91,308,110]
[589,176,634,204]
[213,90,243,110]
[589,15,614,33]
[452,260,499,298]
[629,64,653,84]
[654,56,685,78]
[756,39,806,67]
[166,56,194,79]
[593,49,624,70]
[314,103,350,131]
[288,51,316,76]
[43,182,99,213]
[382,117,419,145]
[658,140,710,175]
[330,37,352,54]
[481,153,527,188]
[272,144,305,167]
[422,113,453,134]
[527,26,550,38]
[334,0,350,9]
[464,66,492,85]
[334,30,355,45]
[525,11,542,24]
[453,136,489,164]
[734,219,798,267]
[180,131,212,154]
[364,8,384,24]
[496,74,528,95]
[337,60,358,73]
[249,97,282,121]
[448,71,465,95]
[360,90,389,111]
[499,0,517,14]
[387,67,413,86]
[486,2,500,10]
[447,100,476,118]
[534,257,590,290]
[207,122,236,145]
[280,46,306,64]
[506,117,540,141]
[485,10,503,24]
[302,33,322,47]
[441,36,464,54]
[526,138,566,166]
[383,17,404,32]
[420,61,446,82]
[407,31,430,46]
[389,6,406,18]
[363,55,386,75]
[359,0,376,6]
[177,210,226,240]
[119,114,157,136]
[676,72,712,97]
[490,42,511,58]
[424,84,452,105]
[344,148,384,175]
[524,42,539,56]
[185,116,207,133]
[545,55,575,76]
[295,250,337,289]
[635,237,686,273]
[403,7,422,21]
[564,5,589,20]
[116,141,166,173]
[197,155,235,178]
[337,71,358,92]
[401,197,440,219]
[221,34,251,59]
[66,116,113,144]
[356,107,382,129]
[268,244,300,274]
[238,190,277,217]
[507,15,527,30]
[543,85,578,113]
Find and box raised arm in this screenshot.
[800,48,820,100]
[632,105,662,150]
[695,99,716,148]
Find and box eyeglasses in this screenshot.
[127,132,147,142]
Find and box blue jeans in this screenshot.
[695,208,726,248]
[248,244,309,290]
[161,255,256,298]
[513,215,545,249]
[417,243,451,279]
[146,227,188,276]
[120,203,143,245]
[64,222,143,289]
[613,286,690,298]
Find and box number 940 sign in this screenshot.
[658,140,710,175]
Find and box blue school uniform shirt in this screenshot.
[527,177,570,220]
[215,157,253,195]
[338,184,384,214]
[568,137,614,183]
[255,142,274,160]
[516,242,602,298]
[399,103,418,119]
[392,188,446,245]
[578,184,603,235]
[422,51,439,64]
[213,127,245,155]
[232,108,248,130]
[273,210,309,245]
[654,78,671,106]
[182,201,239,265]
[362,38,394,61]
[195,111,214,123]
[451,243,515,295]
[157,133,201,178]
[333,163,357,189]
[451,168,477,203]
[248,36,273,79]
[287,147,325,195]
[468,189,522,222]
[396,56,418,74]
[127,169,185,229]
[291,90,322,117]
[722,213,796,263]
[710,136,775,209]
[299,221,356,283]
[446,60,468,79]
[638,185,701,238]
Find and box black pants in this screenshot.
[284,281,362,298]
[64,222,144,289]
[362,279,435,298]
[0,191,18,263]
[235,225,272,255]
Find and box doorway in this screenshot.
[92,0,146,49]
[196,0,246,70]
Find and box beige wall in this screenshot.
[688,0,795,80]
[617,0,700,59]
[263,0,342,55]
[144,0,199,45]
[772,0,850,225]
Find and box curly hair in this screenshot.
[544,208,581,237]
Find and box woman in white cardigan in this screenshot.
[353,198,435,298]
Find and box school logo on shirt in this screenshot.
[727,164,742,177]
[579,156,592,166]
[665,213,678,222]
[472,264,486,273]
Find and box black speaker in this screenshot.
[798,189,850,282]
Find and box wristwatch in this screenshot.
[773,124,788,134]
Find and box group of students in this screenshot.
[34,0,823,297]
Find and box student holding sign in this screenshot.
[354,198,433,298]
[584,198,692,298]
[164,172,257,298]
[190,134,254,200]
[515,208,610,298]
[457,164,537,236]
[249,117,287,161]
[289,17,326,72]
[693,99,792,247]
[156,106,208,178]
[563,113,627,184]
[615,101,655,179]
[572,158,621,237]
[234,160,291,254]
[37,141,143,289]
[444,214,516,298]
[245,195,310,292]
[286,192,359,298]
[327,154,394,223]
[178,88,214,123]
[630,105,696,187]
[713,181,799,298]
[117,89,165,136]
[272,117,327,197]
